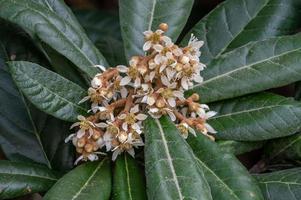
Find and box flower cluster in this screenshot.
[65,23,217,164]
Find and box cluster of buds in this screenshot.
[65,23,217,164]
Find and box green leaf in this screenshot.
[113,153,147,200]
[0,160,60,199]
[264,133,301,162]
[187,134,264,200]
[95,38,126,66]
[74,10,126,66]
[181,0,301,64]
[42,45,89,89]
[144,116,212,200]
[217,140,264,155]
[0,0,107,78]
[119,0,194,59]
[0,39,74,169]
[35,0,84,33]
[74,10,122,43]
[8,61,87,122]
[187,34,301,103]
[255,168,301,200]
[44,159,111,200]
[39,116,75,171]
[208,93,301,141]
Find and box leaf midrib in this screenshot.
[195,157,240,200]
[260,180,301,186]
[71,160,105,200]
[193,40,301,89]
[155,119,183,199]
[210,104,296,120]
[19,92,52,168]
[147,0,157,31]
[271,136,301,159]
[125,154,133,200]
[0,171,58,181]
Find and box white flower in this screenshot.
[70,115,95,138]
[118,105,148,131]
[117,65,142,88]
[91,74,102,88]
[143,29,164,51]
[188,34,204,58]
[111,133,144,161]
[156,88,184,107]
[148,107,176,121]
[177,122,196,139]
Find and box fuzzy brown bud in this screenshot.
[159,23,168,32]
[77,138,86,148]
[84,143,93,153]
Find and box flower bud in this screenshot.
[156,98,166,108]
[84,143,93,153]
[118,132,128,143]
[190,93,200,102]
[76,147,83,153]
[92,142,99,151]
[111,138,120,147]
[159,23,168,31]
[92,130,101,140]
[175,63,183,72]
[180,55,190,64]
[77,138,86,148]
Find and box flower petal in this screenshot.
[120,76,131,86]
[116,65,128,73]
[205,111,217,119]
[136,113,148,121]
[77,129,86,138]
[95,122,108,128]
[95,65,106,71]
[143,41,152,51]
[64,134,75,143]
[70,122,80,129]
[161,75,170,86]
[205,123,217,134]
[167,98,176,107]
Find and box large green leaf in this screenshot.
[0,38,74,169]
[35,0,84,33]
[8,61,87,122]
[74,10,122,44]
[42,45,88,89]
[113,153,147,200]
[217,140,264,155]
[208,93,301,141]
[0,160,60,199]
[187,34,301,103]
[255,168,301,200]
[264,133,301,162]
[74,10,126,66]
[187,134,264,200]
[119,0,194,59]
[19,0,90,87]
[44,159,111,200]
[181,0,301,64]
[144,116,212,200]
[0,0,107,78]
